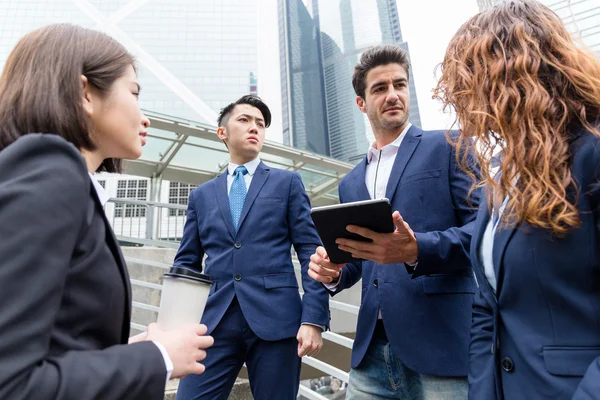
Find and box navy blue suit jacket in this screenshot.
[174,161,330,341]
[469,127,600,399]
[332,126,480,376]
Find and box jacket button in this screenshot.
[501,357,514,372]
[234,274,242,281]
[234,242,242,249]
[373,279,378,288]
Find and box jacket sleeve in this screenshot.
[573,359,600,399]
[0,135,166,400]
[174,189,205,272]
[413,141,482,276]
[288,172,330,328]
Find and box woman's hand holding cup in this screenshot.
[145,322,214,379]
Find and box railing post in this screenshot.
[149,175,162,241]
[145,204,155,240]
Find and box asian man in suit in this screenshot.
[308,45,481,399]
[173,95,330,400]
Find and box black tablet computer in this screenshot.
[310,198,394,264]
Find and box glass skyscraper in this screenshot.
[279,0,422,164]
[0,0,259,125]
[477,0,600,57]
[0,0,263,174]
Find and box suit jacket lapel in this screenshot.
[471,193,498,307]
[216,172,236,239]
[492,214,519,296]
[385,126,421,201]
[354,157,371,201]
[237,162,270,233]
[89,181,131,342]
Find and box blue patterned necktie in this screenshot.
[229,166,248,231]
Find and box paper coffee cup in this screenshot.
[157,267,213,330]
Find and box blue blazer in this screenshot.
[333,126,480,376]
[468,127,600,399]
[174,161,330,341]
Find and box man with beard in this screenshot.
[308,45,480,399]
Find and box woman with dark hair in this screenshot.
[0,24,213,400]
[434,1,600,399]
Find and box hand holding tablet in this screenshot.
[310,199,394,264]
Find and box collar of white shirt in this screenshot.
[366,123,412,164]
[227,157,261,176]
[88,172,110,206]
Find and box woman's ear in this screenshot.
[81,75,94,117]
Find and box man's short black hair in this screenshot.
[217,95,272,128]
[352,44,411,99]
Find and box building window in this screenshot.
[97,180,106,189]
[168,182,195,216]
[114,180,148,218]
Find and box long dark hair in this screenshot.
[0,24,135,172]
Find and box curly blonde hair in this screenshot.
[434,0,600,235]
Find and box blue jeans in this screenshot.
[346,325,468,400]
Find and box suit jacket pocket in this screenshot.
[255,196,283,203]
[400,169,441,185]
[421,275,476,294]
[543,346,600,376]
[264,273,299,289]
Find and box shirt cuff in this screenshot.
[301,322,327,332]
[152,341,174,383]
[323,270,342,290]
[404,261,418,274]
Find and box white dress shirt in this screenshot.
[88,173,174,383]
[365,123,412,200]
[479,194,508,294]
[226,157,261,193]
[325,124,413,319]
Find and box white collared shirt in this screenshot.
[88,172,110,206]
[226,157,261,193]
[365,123,412,200]
[88,172,174,383]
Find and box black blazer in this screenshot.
[0,134,166,399]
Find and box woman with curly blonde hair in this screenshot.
[434,0,600,398]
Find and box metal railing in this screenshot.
[106,198,187,248]
[109,199,357,399]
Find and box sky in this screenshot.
[257,0,481,144]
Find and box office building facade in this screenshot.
[279,0,422,164]
[0,0,261,232]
